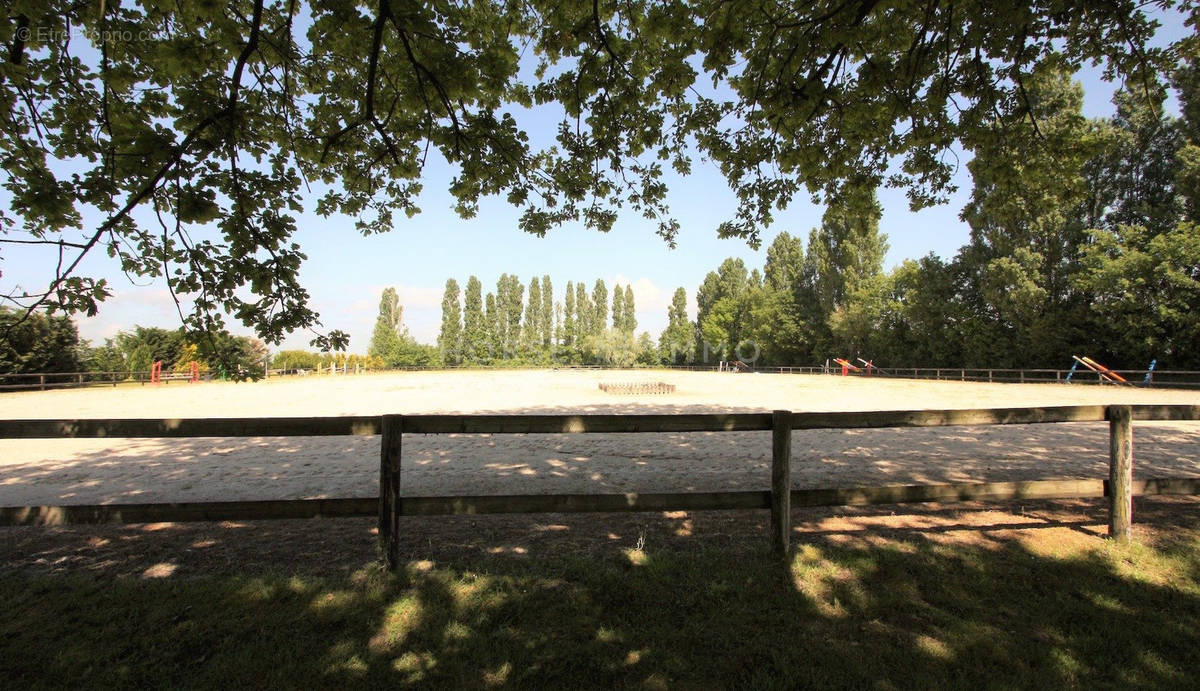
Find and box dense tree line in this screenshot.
[98,327,270,378]
[271,350,383,373]
[0,308,271,378]
[409,64,1200,372]
[427,275,651,367]
[685,68,1200,371]
[365,287,441,368]
[0,307,83,374]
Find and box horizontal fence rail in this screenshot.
[761,366,1200,388]
[2,405,1199,567]
[3,405,1198,439]
[9,479,1200,529]
[0,370,216,391]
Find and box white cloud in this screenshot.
[354,284,443,312]
[394,284,444,310]
[303,284,443,350]
[610,274,669,312]
[607,274,692,335]
[74,285,181,344]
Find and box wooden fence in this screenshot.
[1,405,1199,568]
[757,366,1200,388]
[6,365,1200,391]
[0,370,209,391]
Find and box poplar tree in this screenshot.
[611,287,625,332]
[753,232,809,364]
[524,276,542,352]
[804,185,887,317]
[437,278,463,365]
[463,277,486,364]
[696,259,752,358]
[764,232,805,293]
[502,275,524,356]
[368,287,404,361]
[540,276,554,346]
[563,281,576,347]
[623,285,637,334]
[485,293,500,361]
[493,275,511,352]
[553,302,563,347]
[659,287,695,364]
[801,184,888,359]
[575,282,591,352]
[592,280,609,338]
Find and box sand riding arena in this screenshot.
[0,369,1198,512]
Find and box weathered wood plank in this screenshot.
[1,405,1195,440]
[790,479,1108,506]
[379,415,403,566]
[771,410,792,556]
[789,405,1110,430]
[1133,478,1200,495]
[0,498,377,525]
[400,413,774,434]
[379,414,404,569]
[1130,404,1200,422]
[1108,405,1133,540]
[13,477,1200,526]
[397,491,772,515]
[0,416,383,439]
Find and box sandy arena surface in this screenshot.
[0,369,1198,507]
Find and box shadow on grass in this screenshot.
[4,499,1200,688]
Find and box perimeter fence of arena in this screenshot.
[2,404,1198,568]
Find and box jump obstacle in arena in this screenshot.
[833,358,860,376]
[598,381,676,394]
[149,360,201,385]
[1069,355,1130,385]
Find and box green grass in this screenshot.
[4,525,1200,689]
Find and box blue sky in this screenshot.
[2,11,1190,352]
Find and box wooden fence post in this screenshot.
[771,410,792,556]
[1108,405,1133,540]
[379,414,404,569]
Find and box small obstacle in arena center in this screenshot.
[1070,355,1130,385]
[598,381,676,395]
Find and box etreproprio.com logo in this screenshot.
[17,25,174,45]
